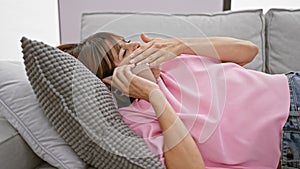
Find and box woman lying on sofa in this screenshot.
[58,32,299,169]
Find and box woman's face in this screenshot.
[114,39,140,66]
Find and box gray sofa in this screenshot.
[1,8,300,169]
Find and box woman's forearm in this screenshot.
[129,34,258,66]
[149,89,205,169]
[178,37,258,65]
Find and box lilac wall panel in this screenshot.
[59,0,223,43]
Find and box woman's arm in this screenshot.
[179,37,258,66]
[149,89,205,169]
[129,33,258,66]
[103,65,205,169]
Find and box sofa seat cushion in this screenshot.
[0,111,42,169]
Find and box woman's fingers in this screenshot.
[141,33,154,43]
[133,53,158,65]
[117,65,135,86]
[130,42,153,60]
[130,36,180,66]
[111,65,135,94]
[109,64,160,101]
[135,49,176,67]
[130,47,157,64]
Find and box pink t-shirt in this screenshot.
[119,54,290,168]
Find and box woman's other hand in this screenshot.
[129,33,183,67]
[102,64,159,102]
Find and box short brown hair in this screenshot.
[57,32,123,79]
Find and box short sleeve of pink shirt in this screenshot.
[119,54,290,168]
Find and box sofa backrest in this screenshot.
[80,9,300,74]
[265,9,300,74]
[81,10,265,71]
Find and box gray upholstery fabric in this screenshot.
[0,61,85,169]
[35,162,57,169]
[265,9,300,74]
[21,37,164,169]
[81,10,265,71]
[0,111,42,169]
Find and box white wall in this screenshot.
[232,0,300,13]
[0,0,60,61]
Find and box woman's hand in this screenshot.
[102,64,159,101]
[129,33,183,67]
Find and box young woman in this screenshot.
[58,32,299,169]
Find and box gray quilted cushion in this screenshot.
[21,37,164,169]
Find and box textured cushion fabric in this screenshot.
[21,37,164,169]
[265,9,300,74]
[0,111,42,169]
[0,61,85,169]
[81,9,265,71]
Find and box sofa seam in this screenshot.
[267,8,300,13]
[80,13,84,42]
[259,11,266,72]
[0,97,69,169]
[264,12,269,73]
[81,9,263,17]
[265,11,274,74]
[0,129,19,145]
